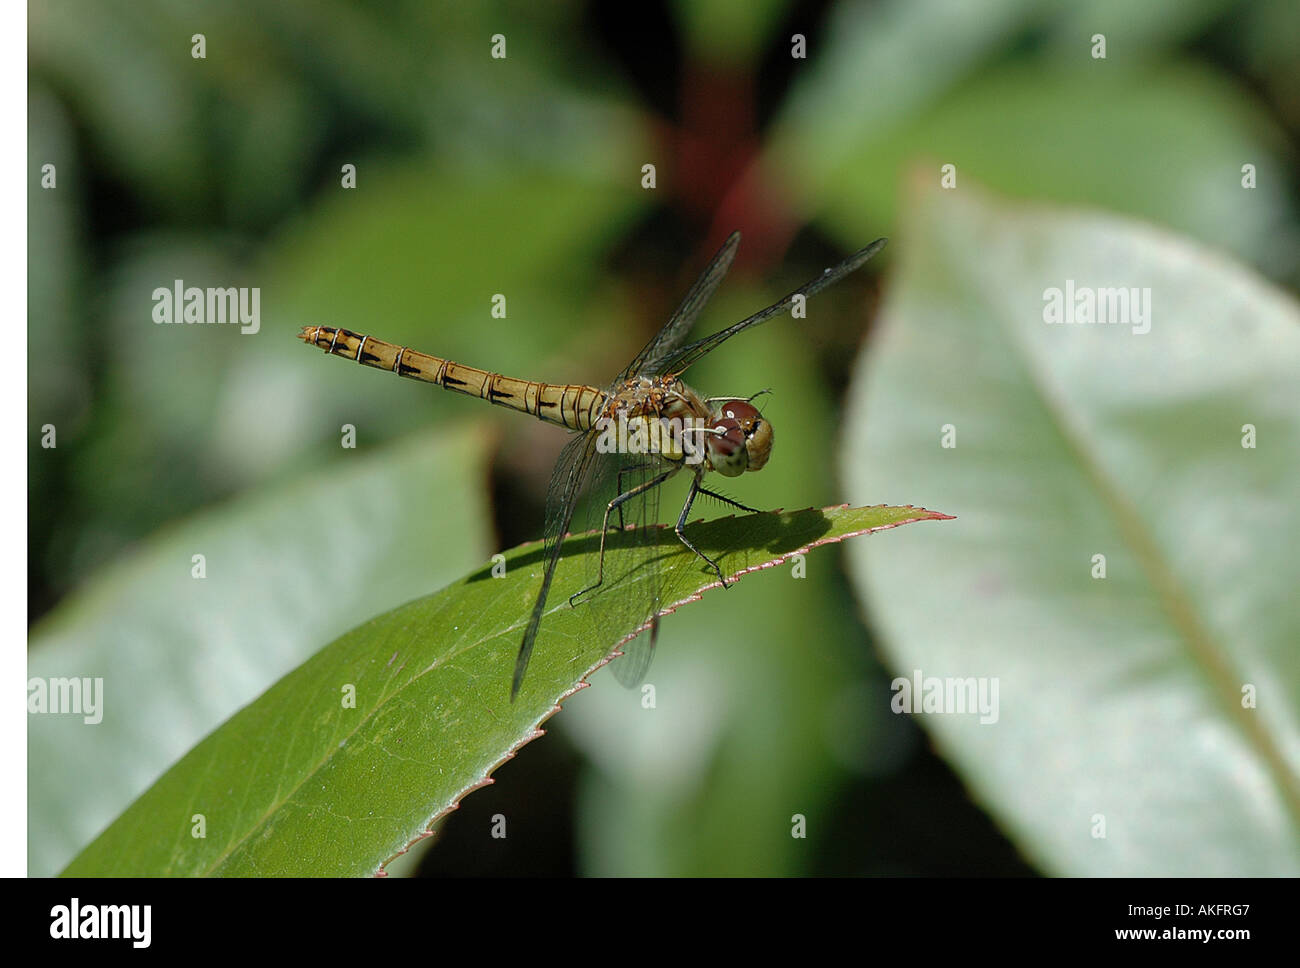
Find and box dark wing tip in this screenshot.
[510,624,539,702]
[855,237,888,263]
[510,649,528,702]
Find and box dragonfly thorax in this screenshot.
[704,399,772,478]
[598,378,771,476]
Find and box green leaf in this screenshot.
[30,426,494,876]
[843,179,1300,875]
[62,504,951,876]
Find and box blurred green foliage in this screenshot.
[29,0,1300,875]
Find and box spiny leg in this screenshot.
[569,469,674,607]
[694,484,760,515]
[675,474,730,588]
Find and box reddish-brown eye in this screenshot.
[720,400,761,425]
[706,417,747,476]
[710,418,744,455]
[706,398,773,475]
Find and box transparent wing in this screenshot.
[573,453,672,690]
[511,429,601,699]
[612,613,659,688]
[622,231,741,380]
[511,425,673,697]
[659,237,888,377]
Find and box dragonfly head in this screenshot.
[705,399,772,478]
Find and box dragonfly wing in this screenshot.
[511,430,601,700]
[567,451,674,691]
[661,237,888,377]
[611,612,659,688]
[513,433,672,696]
[622,231,741,380]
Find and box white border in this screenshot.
[4,4,29,877]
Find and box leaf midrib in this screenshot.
[972,235,1300,830]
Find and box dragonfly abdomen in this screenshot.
[299,325,605,431]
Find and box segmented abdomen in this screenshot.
[299,326,606,431]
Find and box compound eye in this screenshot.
[706,417,747,477]
[712,399,772,472]
[710,418,744,455]
[720,400,761,428]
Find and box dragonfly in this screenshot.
[299,231,887,700]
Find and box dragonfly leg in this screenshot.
[694,484,760,515]
[614,462,656,530]
[675,474,729,588]
[569,469,674,607]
